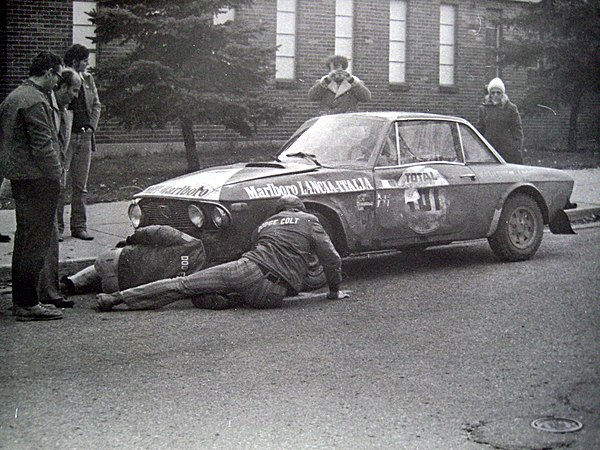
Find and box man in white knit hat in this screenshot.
[476,77,524,164]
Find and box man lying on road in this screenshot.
[61,225,207,296]
[96,194,348,311]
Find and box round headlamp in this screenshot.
[211,206,231,228]
[128,202,142,228]
[188,204,205,228]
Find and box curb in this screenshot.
[0,258,95,285]
[1,206,598,284]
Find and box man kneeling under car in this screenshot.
[62,195,347,310]
[93,195,348,312]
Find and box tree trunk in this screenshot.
[180,116,200,171]
[567,86,583,153]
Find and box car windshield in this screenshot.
[277,116,388,168]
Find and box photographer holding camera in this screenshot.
[308,55,371,115]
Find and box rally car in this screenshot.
[128,112,576,263]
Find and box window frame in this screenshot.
[439,4,457,88]
[335,0,354,72]
[73,0,97,68]
[389,0,408,86]
[276,0,297,82]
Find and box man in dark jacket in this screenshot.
[37,67,83,309]
[0,51,64,321]
[61,225,206,296]
[97,195,347,311]
[476,77,524,164]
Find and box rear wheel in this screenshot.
[488,193,544,262]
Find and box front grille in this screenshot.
[139,198,200,234]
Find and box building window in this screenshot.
[389,0,407,84]
[485,23,502,80]
[439,4,456,86]
[214,7,235,25]
[335,0,353,72]
[73,1,97,67]
[276,0,296,80]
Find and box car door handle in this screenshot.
[460,174,477,181]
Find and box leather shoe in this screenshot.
[41,297,74,308]
[97,293,123,312]
[60,276,76,295]
[13,303,63,321]
[72,230,94,240]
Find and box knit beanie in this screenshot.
[487,77,506,94]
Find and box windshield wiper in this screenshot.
[284,152,321,166]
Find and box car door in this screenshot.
[456,122,507,234]
[372,119,481,246]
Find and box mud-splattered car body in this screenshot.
[129,112,575,263]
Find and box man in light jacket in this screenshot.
[59,44,101,241]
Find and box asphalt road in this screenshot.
[1,227,599,449]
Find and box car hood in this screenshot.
[134,161,319,201]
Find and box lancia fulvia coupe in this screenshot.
[128,112,575,264]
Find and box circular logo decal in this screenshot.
[398,166,449,234]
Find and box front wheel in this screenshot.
[308,210,345,255]
[488,193,544,262]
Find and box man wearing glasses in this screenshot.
[476,77,524,164]
[0,51,65,321]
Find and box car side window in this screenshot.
[397,121,461,163]
[459,123,500,163]
[376,126,399,167]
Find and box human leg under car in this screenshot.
[97,258,287,311]
[61,247,121,295]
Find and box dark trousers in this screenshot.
[11,178,60,307]
[38,216,61,302]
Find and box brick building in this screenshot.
[1,0,598,151]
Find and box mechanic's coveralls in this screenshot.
[102,209,342,310]
[68,225,206,293]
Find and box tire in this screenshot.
[309,210,345,255]
[488,193,544,262]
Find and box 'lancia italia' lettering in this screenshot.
[244,177,374,199]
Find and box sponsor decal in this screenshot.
[377,193,391,208]
[143,184,210,197]
[397,166,449,234]
[244,177,374,199]
[139,167,244,200]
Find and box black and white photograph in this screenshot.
[1,0,599,448]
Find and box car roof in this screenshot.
[322,111,470,123]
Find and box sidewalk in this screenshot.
[0,169,599,281]
[0,201,134,281]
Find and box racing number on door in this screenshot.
[406,187,442,212]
